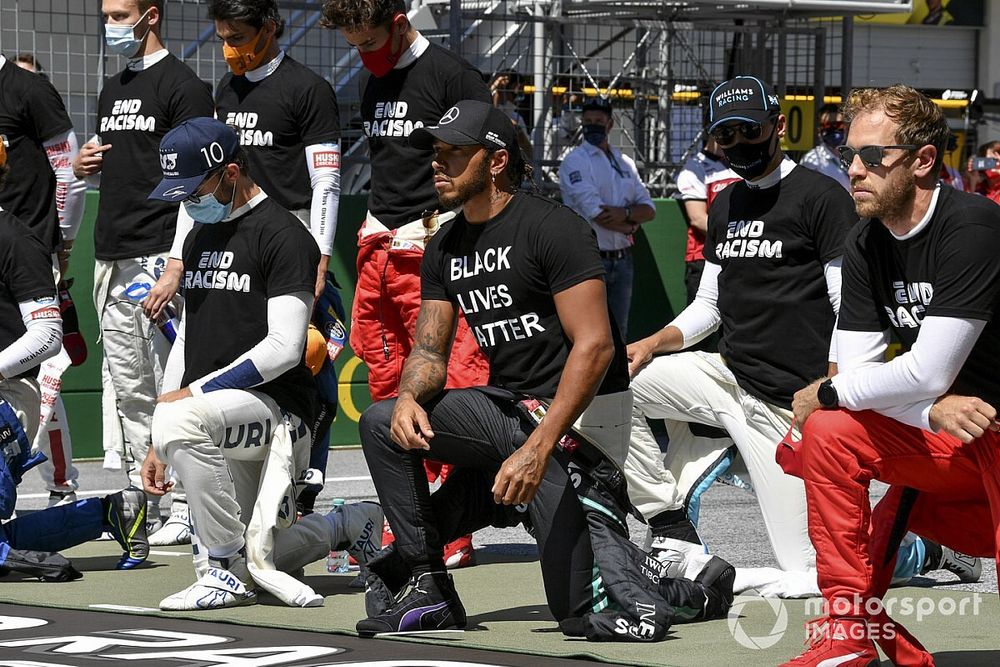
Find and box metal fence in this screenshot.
[2,0,850,196]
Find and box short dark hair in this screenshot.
[977,140,1000,158]
[13,53,43,72]
[818,102,840,117]
[207,0,286,39]
[492,69,523,88]
[136,0,164,14]
[320,0,406,31]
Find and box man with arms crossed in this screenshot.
[784,85,1000,666]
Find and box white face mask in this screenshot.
[104,8,152,58]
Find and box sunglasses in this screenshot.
[820,121,845,131]
[710,121,766,145]
[836,144,918,169]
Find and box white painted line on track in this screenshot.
[17,475,374,500]
[89,604,159,613]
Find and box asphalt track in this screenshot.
[2,451,997,666]
[0,602,599,666]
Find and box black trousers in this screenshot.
[359,388,597,621]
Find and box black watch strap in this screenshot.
[817,378,839,409]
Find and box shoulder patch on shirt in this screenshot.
[30,307,61,321]
[569,170,582,184]
[313,150,341,169]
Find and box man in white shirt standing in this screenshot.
[559,96,655,339]
[798,103,851,191]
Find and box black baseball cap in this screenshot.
[707,76,781,132]
[149,117,240,202]
[410,100,518,155]
[581,96,612,114]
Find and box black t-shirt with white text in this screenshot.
[840,186,1000,408]
[216,55,340,212]
[0,61,74,253]
[0,210,58,377]
[181,197,320,422]
[95,54,214,260]
[361,42,491,229]
[704,165,856,407]
[422,193,629,398]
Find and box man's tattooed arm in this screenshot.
[398,300,458,404]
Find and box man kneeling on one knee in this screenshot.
[354,101,735,639]
[140,118,382,611]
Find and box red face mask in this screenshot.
[359,14,406,78]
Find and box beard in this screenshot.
[854,168,916,221]
[437,155,491,210]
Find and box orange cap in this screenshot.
[305,324,327,376]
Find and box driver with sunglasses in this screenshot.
[622,76,858,597]
[784,85,1000,667]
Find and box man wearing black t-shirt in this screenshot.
[0,52,89,507]
[784,86,1000,666]
[209,0,340,297]
[209,0,344,514]
[321,0,492,568]
[0,135,149,576]
[140,118,382,611]
[354,101,644,635]
[623,77,854,597]
[72,0,215,546]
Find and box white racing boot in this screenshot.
[149,499,192,546]
[160,549,257,610]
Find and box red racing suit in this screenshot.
[799,408,999,663]
[351,215,489,402]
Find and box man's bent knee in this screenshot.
[359,399,397,452]
[152,398,220,462]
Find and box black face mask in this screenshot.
[722,125,778,180]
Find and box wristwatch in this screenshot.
[817,378,839,409]
[624,205,632,223]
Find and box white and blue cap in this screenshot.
[707,76,781,132]
[149,117,240,202]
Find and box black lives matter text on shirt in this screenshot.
[360,42,491,229]
[422,193,629,399]
[216,56,340,212]
[94,54,214,261]
[0,62,74,254]
[181,197,320,423]
[0,211,58,378]
[704,165,856,408]
[840,186,1000,408]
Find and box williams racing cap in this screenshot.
[707,75,781,132]
[410,99,518,157]
[149,117,240,202]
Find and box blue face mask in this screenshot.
[582,123,607,146]
[104,9,151,58]
[183,175,235,225]
[821,128,845,150]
